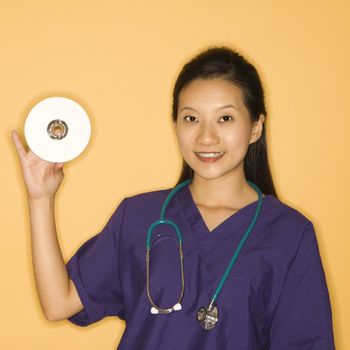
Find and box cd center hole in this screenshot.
[47,119,68,140]
[53,125,64,137]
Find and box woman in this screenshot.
[12,46,335,349]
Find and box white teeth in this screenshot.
[196,152,224,158]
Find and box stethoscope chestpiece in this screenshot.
[196,304,219,330]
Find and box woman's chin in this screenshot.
[191,169,228,181]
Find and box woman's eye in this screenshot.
[183,115,232,123]
[184,115,197,122]
[220,115,233,122]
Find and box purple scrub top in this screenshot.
[66,185,336,349]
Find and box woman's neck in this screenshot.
[188,173,259,209]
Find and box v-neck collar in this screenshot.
[175,183,273,236]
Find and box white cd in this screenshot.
[24,97,91,163]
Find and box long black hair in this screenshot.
[172,46,278,198]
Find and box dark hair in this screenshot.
[172,46,278,198]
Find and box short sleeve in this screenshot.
[269,221,336,349]
[65,198,127,327]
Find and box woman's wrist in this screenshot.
[28,196,55,206]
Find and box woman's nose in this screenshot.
[196,123,219,145]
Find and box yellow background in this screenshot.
[1,0,349,349]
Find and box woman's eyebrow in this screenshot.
[180,106,198,112]
[180,104,238,112]
[216,104,238,111]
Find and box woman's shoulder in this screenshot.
[125,186,171,200]
[267,194,311,224]
[121,186,172,211]
[264,194,315,244]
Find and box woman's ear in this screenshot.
[249,114,265,144]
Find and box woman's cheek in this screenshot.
[177,133,192,161]
[224,126,249,150]
[178,129,192,148]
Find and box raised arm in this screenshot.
[12,130,83,321]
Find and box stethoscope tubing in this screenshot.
[145,178,263,317]
[209,180,263,304]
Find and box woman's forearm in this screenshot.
[28,196,71,321]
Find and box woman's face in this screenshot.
[174,78,265,181]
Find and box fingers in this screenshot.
[11,130,27,160]
[55,162,64,169]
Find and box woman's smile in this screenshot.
[194,151,225,162]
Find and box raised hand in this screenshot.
[11,130,65,199]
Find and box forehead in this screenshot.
[178,78,245,109]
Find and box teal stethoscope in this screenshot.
[146,178,263,330]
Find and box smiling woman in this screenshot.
[172,49,273,207]
[12,46,336,350]
[175,78,265,200]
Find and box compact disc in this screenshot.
[24,97,91,163]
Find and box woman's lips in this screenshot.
[194,152,225,162]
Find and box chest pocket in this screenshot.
[220,264,283,323]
